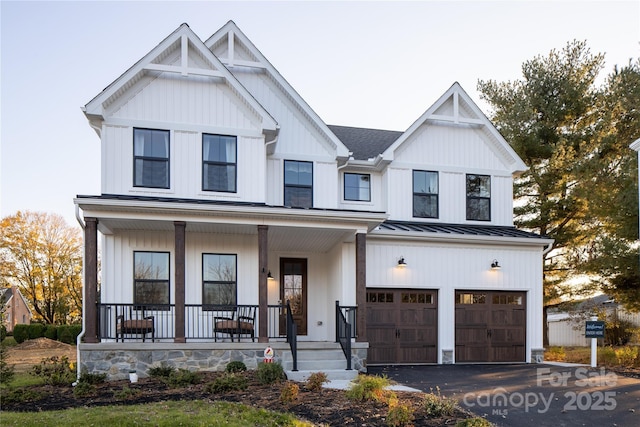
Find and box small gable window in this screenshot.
[344,173,371,202]
[133,251,170,308]
[203,134,237,192]
[134,128,170,189]
[203,254,237,306]
[284,160,313,208]
[413,170,438,218]
[466,174,491,221]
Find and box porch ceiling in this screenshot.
[92,217,359,253]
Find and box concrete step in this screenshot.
[285,368,359,382]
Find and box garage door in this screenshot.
[366,289,437,364]
[455,291,526,363]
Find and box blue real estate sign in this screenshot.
[585,321,605,338]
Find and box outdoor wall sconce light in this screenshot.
[397,256,407,268]
[491,259,501,270]
[267,270,274,280]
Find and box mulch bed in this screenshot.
[1,371,473,426]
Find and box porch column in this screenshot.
[356,232,367,342]
[174,221,186,343]
[258,225,268,343]
[84,217,99,343]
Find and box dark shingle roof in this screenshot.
[377,220,550,240]
[328,125,402,160]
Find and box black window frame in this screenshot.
[466,174,491,221]
[284,160,313,208]
[412,170,439,218]
[133,128,170,189]
[202,253,238,308]
[344,172,371,202]
[133,251,170,309]
[202,133,237,193]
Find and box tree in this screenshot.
[0,211,83,324]
[582,60,640,311]
[477,41,618,344]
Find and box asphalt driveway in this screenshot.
[368,363,640,427]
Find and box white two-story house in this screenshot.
[75,21,552,379]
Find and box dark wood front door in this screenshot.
[455,291,526,363]
[280,258,307,336]
[366,289,438,364]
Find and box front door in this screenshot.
[280,258,307,335]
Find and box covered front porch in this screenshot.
[76,195,385,378]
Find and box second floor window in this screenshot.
[203,134,237,192]
[413,170,438,218]
[203,254,237,306]
[134,251,170,306]
[467,174,491,221]
[134,128,169,189]
[344,173,371,202]
[284,160,313,208]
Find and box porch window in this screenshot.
[203,134,237,192]
[466,174,491,221]
[413,170,438,218]
[133,251,170,306]
[344,173,371,202]
[203,254,237,306]
[284,160,313,208]
[133,128,169,188]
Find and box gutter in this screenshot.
[72,204,86,386]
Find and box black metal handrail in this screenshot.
[286,300,298,371]
[335,300,352,370]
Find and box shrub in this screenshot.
[0,345,15,385]
[206,373,248,393]
[148,362,176,378]
[78,369,107,385]
[73,381,97,397]
[386,401,415,427]
[256,362,285,385]
[306,371,328,391]
[28,323,45,340]
[0,387,43,404]
[44,325,58,340]
[423,386,459,416]
[615,346,639,367]
[57,324,82,344]
[600,346,618,365]
[166,368,201,387]
[113,385,140,400]
[545,346,566,361]
[279,381,299,404]
[13,324,29,344]
[225,360,247,373]
[346,374,391,402]
[456,417,493,427]
[0,324,6,342]
[29,356,75,385]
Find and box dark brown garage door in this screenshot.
[455,291,526,363]
[366,289,437,364]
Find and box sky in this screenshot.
[1,0,639,228]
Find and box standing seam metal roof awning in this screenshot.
[376,220,550,240]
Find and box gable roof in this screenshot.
[327,125,402,161]
[204,21,351,159]
[83,23,278,137]
[383,82,528,175]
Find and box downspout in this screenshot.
[72,205,86,385]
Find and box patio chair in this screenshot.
[214,306,256,342]
[116,306,155,342]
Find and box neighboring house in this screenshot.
[1,286,32,333]
[75,21,553,379]
[548,295,640,346]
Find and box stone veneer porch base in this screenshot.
[79,341,368,381]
